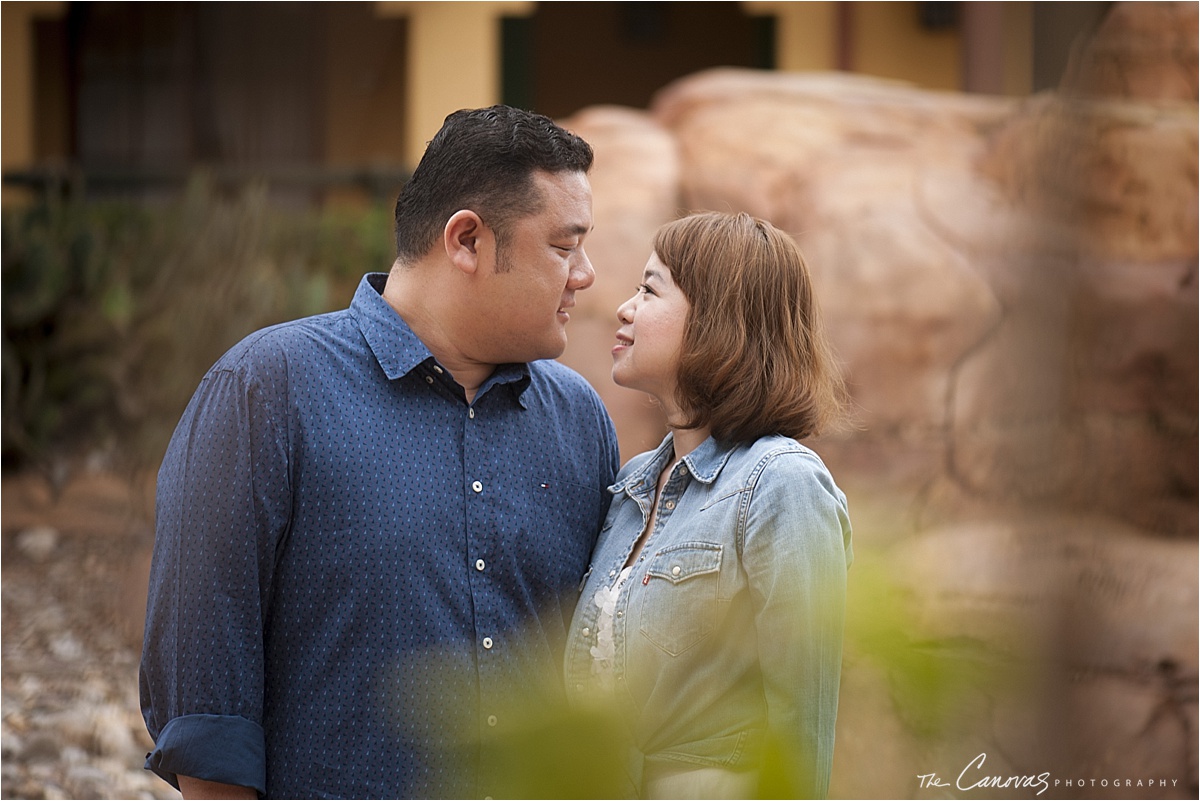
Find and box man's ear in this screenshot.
[443,210,490,276]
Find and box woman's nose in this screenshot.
[616,295,636,324]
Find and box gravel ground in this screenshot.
[2,470,181,801]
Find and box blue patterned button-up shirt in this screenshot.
[140,273,619,798]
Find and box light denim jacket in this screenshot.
[564,433,853,798]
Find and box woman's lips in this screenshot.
[612,332,633,356]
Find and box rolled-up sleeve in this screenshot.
[741,450,852,799]
[145,714,266,793]
[139,345,292,795]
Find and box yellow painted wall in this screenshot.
[747,1,967,90]
[852,1,962,91]
[745,1,838,72]
[379,2,533,166]
[2,0,1033,205]
[2,2,65,202]
[2,5,35,176]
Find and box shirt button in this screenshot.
[616,611,623,618]
[609,570,616,578]
[433,365,444,374]
[671,565,681,576]
[487,715,498,727]
[482,637,493,649]
[581,627,590,637]
[472,480,483,493]
[425,375,434,384]
[476,559,486,571]
[469,408,475,419]
[575,683,584,692]
[664,500,675,510]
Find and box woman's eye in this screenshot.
[638,283,655,296]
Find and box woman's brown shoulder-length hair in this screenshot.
[655,211,849,444]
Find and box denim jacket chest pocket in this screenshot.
[637,542,723,657]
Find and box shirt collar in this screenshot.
[611,432,736,496]
[349,273,532,401]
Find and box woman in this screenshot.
[564,211,853,799]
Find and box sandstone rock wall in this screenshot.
[558,2,1197,796]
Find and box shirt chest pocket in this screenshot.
[637,542,723,657]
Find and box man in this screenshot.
[140,106,619,798]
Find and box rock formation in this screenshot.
[559,2,1197,796]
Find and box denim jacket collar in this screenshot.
[610,433,737,499]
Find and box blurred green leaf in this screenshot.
[845,556,1014,739]
[101,283,134,330]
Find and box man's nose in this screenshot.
[570,249,596,290]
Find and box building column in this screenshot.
[378,1,533,167]
[1,2,65,203]
[963,1,1032,95]
[742,1,839,72]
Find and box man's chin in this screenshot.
[539,342,569,362]
[506,337,568,364]
[541,328,570,360]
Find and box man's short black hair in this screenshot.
[393,105,594,262]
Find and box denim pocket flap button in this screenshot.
[647,544,721,584]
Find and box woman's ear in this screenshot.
[443,210,489,276]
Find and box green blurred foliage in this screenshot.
[399,558,999,800]
[1,180,395,475]
[483,704,633,799]
[845,555,1014,740]
[481,702,813,799]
